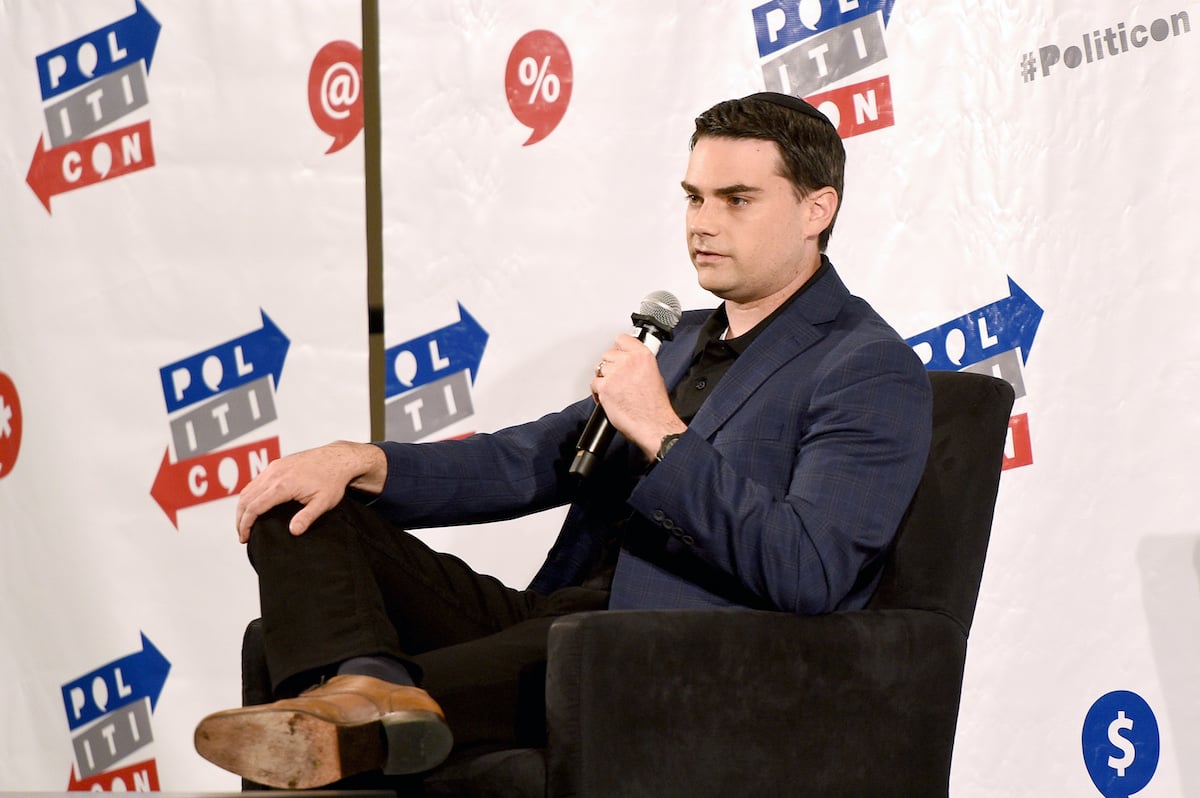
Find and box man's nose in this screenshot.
[687,204,718,237]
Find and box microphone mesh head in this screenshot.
[639,291,682,331]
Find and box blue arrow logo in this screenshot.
[906,277,1043,371]
[752,0,895,58]
[61,632,171,731]
[385,303,488,399]
[159,309,290,413]
[36,0,162,101]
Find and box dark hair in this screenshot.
[691,94,845,251]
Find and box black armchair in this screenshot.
[240,370,1015,797]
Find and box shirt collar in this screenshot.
[693,255,831,357]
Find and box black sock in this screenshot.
[337,655,416,686]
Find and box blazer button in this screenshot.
[681,534,695,545]
[652,510,665,522]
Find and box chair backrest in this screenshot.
[866,370,1015,634]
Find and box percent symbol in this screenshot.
[504,30,573,146]
[519,56,561,103]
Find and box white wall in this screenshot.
[1,1,1196,793]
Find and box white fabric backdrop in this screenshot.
[1,0,367,790]
[1,0,1196,794]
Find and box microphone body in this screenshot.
[569,292,681,478]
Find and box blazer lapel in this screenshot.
[658,318,703,390]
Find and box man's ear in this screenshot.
[805,186,839,237]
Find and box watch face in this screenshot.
[658,434,681,461]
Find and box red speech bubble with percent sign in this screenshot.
[505,30,573,146]
[308,40,363,154]
[0,371,22,479]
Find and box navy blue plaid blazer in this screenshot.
[374,264,931,616]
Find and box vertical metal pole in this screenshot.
[361,0,385,441]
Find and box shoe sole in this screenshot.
[382,709,455,775]
[195,707,452,789]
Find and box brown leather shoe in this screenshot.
[193,674,453,789]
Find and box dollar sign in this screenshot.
[1107,710,1136,777]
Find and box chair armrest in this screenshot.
[544,608,966,798]
[241,618,272,707]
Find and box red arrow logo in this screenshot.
[150,436,281,528]
[68,757,160,791]
[27,119,156,213]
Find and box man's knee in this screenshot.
[246,498,375,568]
[246,501,305,567]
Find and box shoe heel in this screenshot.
[380,710,454,775]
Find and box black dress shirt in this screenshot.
[669,257,829,422]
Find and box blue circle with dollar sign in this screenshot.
[1081,690,1159,798]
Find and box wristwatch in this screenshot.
[656,433,683,462]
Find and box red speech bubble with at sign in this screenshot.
[309,40,363,154]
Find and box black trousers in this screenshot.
[247,498,609,752]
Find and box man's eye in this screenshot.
[685,194,702,205]
[728,196,748,207]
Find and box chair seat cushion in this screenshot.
[423,748,545,798]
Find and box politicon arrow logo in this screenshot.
[385,303,488,399]
[61,633,170,731]
[159,310,290,413]
[752,0,896,57]
[35,0,161,101]
[151,436,281,528]
[26,120,156,213]
[906,276,1043,371]
[68,758,159,791]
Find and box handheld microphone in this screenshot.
[569,290,682,477]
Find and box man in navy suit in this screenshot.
[195,92,932,789]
